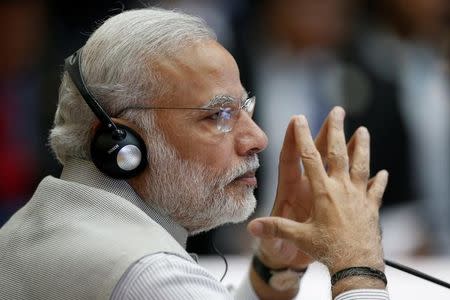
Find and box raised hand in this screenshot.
[249,107,388,277]
[255,115,314,270]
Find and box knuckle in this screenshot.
[369,185,385,200]
[271,221,281,237]
[327,148,340,159]
[351,162,369,175]
[301,146,319,161]
[329,153,348,169]
[328,147,347,162]
[342,181,354,193]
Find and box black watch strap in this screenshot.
[331,266,387,286]
[252,255,307,284]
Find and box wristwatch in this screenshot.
[252,255,308,291]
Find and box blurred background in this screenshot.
[1,0,449,258]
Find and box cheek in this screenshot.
[174,135,235,176]
[157,115,237,172]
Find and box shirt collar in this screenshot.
[60,158,188,248]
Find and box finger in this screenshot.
[248,217,313,249]
[278,118,303,185]
[347,130,357,167]
[294,115,328,192]
[367,170,389,207]
[314,112,331,167]
[349,127,370,185]
[327,107,349,177]
[272,118,304,216]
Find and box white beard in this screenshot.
[142,130,259,235]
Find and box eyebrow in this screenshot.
[202,90,249,109]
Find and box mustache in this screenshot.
[218,155,260,186]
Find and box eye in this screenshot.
[219,108,233,120]
[206,107,233,121]
[206,109,222,120]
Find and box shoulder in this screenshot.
[112,252,232,300]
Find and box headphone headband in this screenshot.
[64,49,123,138]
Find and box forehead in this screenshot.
[154,39,245,107]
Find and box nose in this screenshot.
[234,113,268,156]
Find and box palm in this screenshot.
[278,175,313,221]
[259,176,314,268]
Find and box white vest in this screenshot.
[0,159,192,300]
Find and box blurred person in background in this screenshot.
[240,0,357,218]
[0,0,53,225]
[0,0,142,225]
[342,0,450,256]
[159,0,241,50]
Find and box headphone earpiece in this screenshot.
[64,48,148,179]
[91,124,148,179]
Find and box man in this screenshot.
[0,8,390,300]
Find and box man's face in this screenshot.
[132,40,268,234]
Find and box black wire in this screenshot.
[210,237,229,282]
[207,240,450,289]
[385,259,450,289]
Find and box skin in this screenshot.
[249,108,389,298]
[129,40,268,201]
[125,40,388,299]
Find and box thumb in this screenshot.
[248,217,312,247]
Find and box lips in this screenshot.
[234,170,257,186]
[236,171,255,179]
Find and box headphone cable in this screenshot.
[210,236,229,282]
[385,258,450,289]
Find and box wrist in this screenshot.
[332,274,387,297]
[329,259,385,275]
[252,255,307,292]
[330,265,387,298]
[250,267,299,300]
[326,249,384,275]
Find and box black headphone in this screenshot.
[64,49,148,179]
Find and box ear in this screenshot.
[90,119,102,136]
[111,117,141,133]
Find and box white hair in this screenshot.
[49,8,216,164]
[139,115,259,234]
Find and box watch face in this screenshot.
[269,269,302,291]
